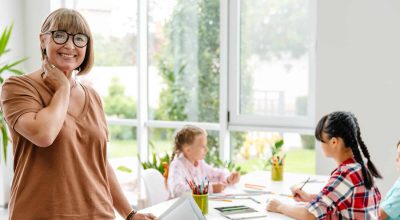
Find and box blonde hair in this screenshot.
[40,8,94,75]
[171,125,207,162]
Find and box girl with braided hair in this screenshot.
[167,125,240,198]
[267,111,382,219]
[380,140,400,220]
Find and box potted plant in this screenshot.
[266,139,286,181]
[0,23,27,207]
[0,23,27,163]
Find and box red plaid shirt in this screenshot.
[306,158,381,219]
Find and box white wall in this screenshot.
[316,0,400,195]
[24,0,51,71]
[0,0,24,207]
[0,0,25,69]
[0,0,51,206]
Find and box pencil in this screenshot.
[299,177,311,190]
[210,198,233,202]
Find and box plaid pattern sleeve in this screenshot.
[306,158,381,220]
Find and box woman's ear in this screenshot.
[39,34,48,50]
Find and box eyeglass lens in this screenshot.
[52,30,88,48]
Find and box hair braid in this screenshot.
[349,142,373,189]
[315,111,380,190]
[350,115,382,179]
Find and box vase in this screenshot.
[271,163,283,181]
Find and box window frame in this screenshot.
[227,0,317,130]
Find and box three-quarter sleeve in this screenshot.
[1,76,43,129]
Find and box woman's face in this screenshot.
[40,30,86,74]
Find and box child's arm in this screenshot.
[201,160,230,183]
[267,199,316,220]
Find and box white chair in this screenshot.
[141,168,169,207]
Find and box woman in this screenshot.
[1,8,155,220]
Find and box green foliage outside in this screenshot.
[104,76,137,139]
[110,140,315,174]
[153,0,222,165]
[94,33,136,66]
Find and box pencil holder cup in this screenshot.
[192,193,208,215]
[271,163,283,181]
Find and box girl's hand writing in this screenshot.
[227,172,240,185]
[212,182,226,193]
[290,186,314,203]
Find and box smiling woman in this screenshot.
[0,8,155,220]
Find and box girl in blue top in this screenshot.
[380,140,400,220]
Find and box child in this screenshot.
[379,140,400,219]
[266,111,382,219]
[167,125,240,198]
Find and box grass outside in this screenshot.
[109,140,315,174]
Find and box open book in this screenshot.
[215,205,267,220]
[158,194,206,220]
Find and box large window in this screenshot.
[148,0,220,123]
[72,0,139,206]
[60,0,316,208]
[231,131,315,174]
[229,0,315,128]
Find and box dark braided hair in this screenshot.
[315,111,382,189]
[171,125,207,162]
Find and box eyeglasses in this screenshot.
[45,30,89,48]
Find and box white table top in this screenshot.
[139,171,329,219]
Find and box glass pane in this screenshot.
[148,127,220,167]
[240,0,312,117]
[148,0,220,122]
[107,125,138,206]
[74,0,137,119]
[231,131,315,174]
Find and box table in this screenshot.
[139,171,329,219]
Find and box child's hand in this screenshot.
[227,172,240,185]
[290,186,313,202]
[212,183,226,193]
[266,198,283,213]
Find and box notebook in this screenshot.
[158,194,206,220]
[215,205,267,219]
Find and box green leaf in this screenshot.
[0,57,28,74]
[0,24,13,56]
[1,122,8,162]
[117,166,132,173]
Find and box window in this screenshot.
[57,0,317,207]
[72,0,139,206]
[229,0,315,128]
[231,131,315,174]
[148,0,220,123]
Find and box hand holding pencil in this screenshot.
[290,177,314,202]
